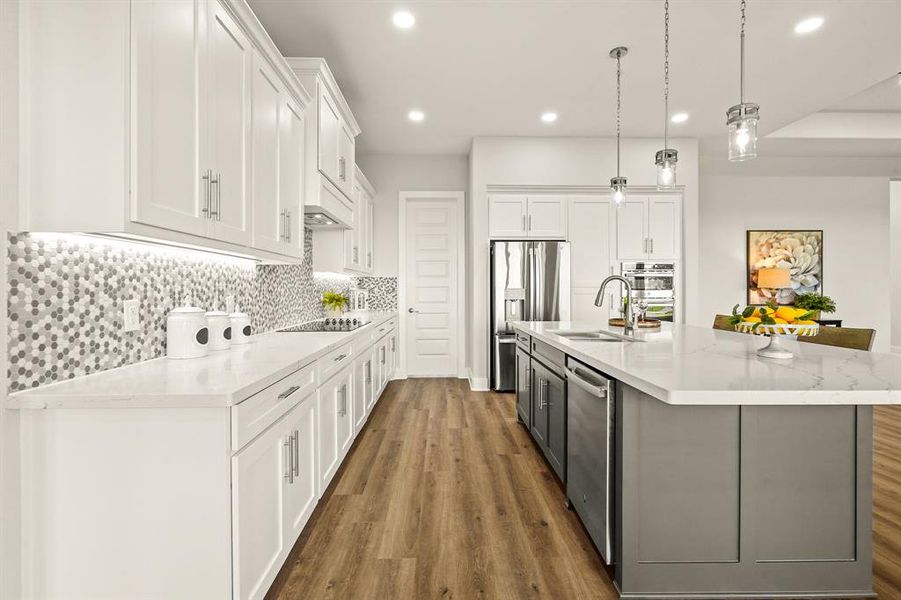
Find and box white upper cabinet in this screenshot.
[615,195,681,260]
[131,0,207,237]
[251,51,305,258]
[569,195,616,322]
[489,194,566,239]
[288,58,362,229]
[525,195,567,238]
[314,165,376,275]
[207,0,252,246]
[488,195,528,238]
[20,0,311,262]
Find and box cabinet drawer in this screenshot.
[232,361,317,452]
[370,320,392,343]
[531,338,565,374]
[318,341,354,383]
[516,332,531,352]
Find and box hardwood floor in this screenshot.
[267,378,901,600]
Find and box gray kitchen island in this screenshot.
[511,320,901,599]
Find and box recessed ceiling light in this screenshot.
[541,112,558,123]
[408,110,425,122]
[670,112,689,123]
[392,11,415,29]
[794,16,824,34]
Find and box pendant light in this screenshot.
[726,0,759,161]
[655,0,678,189]
[609,46,628,206]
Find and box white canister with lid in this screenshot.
[167,306,209,359]
[230,309,252,345]
[206,310,232,351]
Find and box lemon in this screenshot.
[743,316,761,323]
[775,307,796,322]
[795,319,816,325]
[773,317,788,324]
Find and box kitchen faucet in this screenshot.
[595,275,634,334]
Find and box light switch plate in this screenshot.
[123,299,140,332]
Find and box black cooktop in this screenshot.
[278,318,366,333]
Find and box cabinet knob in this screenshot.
[408,308,419,313]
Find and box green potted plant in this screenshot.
[322,290,348,318]
[792,292,836,321]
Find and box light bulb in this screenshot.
[735,128,750,151]
[613,190,624,205]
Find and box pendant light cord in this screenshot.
[663,0,670,148]
[616,51,622,178]
[740,0,746,104]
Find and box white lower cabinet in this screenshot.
[317,363,354,493]
[19,317,398,600]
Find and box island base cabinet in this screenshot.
[615,384,874,598]
[514,347,531,427]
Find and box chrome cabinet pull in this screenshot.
[338,384,347,416]
[381,347,386,365]
[279,210,286,240]
[202,170,211,218]
[528,214,532,231]
[284,436,293,483]
[366,360,372,383]
[353,246,359,262]
[292,430,299,476]
[526,367,532,391]
[367,252,372,267]
[650,238,654,254]
[339,157,346,181]
[278,385,300,400]
[521,215,526,231]
[285,210,291,242]
[391,337,395,352]
[210,173,221,220]
[334,353,348,363]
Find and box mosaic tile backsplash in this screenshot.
[7,230,397,392]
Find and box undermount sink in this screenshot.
[547,329,642,342]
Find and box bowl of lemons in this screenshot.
[728,304,819,359]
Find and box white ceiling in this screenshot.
[249,0,901,156]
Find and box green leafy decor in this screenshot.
[793,293,836,314]
[322,291,348,313]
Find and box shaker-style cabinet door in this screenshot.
[526,195,567,238]
[365,348,377,414]
[647,195,680,260]
[335,366,355,460]
[318,89,341,186]
[615,198,649,259]
[544,370,567,482]
[207,0,252,246]
[231,417,288,600]
[489,195,528,238]
[515,347,531,427]
[250,52,282,254]
[337,121,356,198]
[317,374,340,493]
[353,355,369,434]
[278,95,306,258]
[282,393,318,545]
[131,0,209,237]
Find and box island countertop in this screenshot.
[513,320,901,405]
[8,312,397,410]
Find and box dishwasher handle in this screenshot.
[566,365,609,398]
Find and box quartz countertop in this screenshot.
[8,312,397,410]
[513,320,901,405]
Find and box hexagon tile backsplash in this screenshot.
[7,231,397,392]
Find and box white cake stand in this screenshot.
[734,322,820,359]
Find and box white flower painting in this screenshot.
[747,230,823,305]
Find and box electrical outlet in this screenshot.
[123,299,140,332]
[225,295,235,314]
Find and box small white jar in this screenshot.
[205,310,232,352]
[230,311,252,345]
[166,307,209,359]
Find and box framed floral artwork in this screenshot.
[747,230,823,305]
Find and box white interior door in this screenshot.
[403,194,462,377]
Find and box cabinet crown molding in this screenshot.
[286,57,362,136]
[354,165,376,198]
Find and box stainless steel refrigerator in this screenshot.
[490,241,570,391]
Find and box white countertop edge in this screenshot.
[513,322,901,406]
[8,312,397,410]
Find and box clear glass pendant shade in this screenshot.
[610,177,627,206]
[655,149,678,190]
[727,103,759,161]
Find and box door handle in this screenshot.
[279,210,285,240]
[521,215,526,231]
[528,214,532,231]
[278,385,301,400]
[286,210,291,242]
[284,436,294,483]
[210,173,221,220]
[338,384,348,416]
[366,361,372,383]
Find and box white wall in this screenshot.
[467,136,701,386]
[0,0,20,595]
[699,175,892,352]
[891,180,901,352]
[354,154,469,277]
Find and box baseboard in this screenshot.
[467,369,489,392]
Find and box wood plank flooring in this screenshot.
[267,378,901,600]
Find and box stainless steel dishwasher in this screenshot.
[565,356,614,565]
